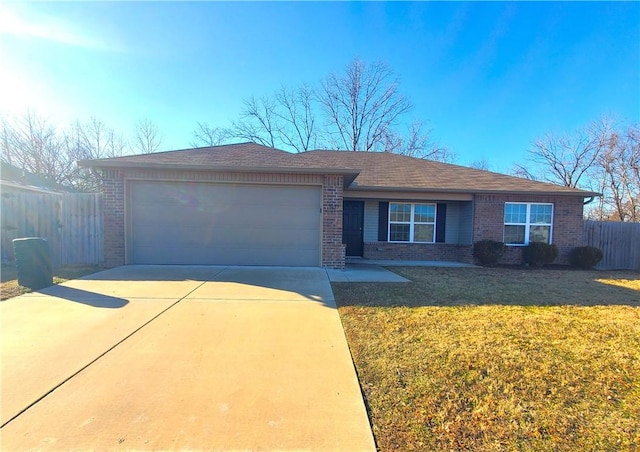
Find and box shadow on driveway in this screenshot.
[35,286,128,309]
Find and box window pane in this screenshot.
[390,203,411,222]
[390,223,410,241]
[414,224,435,242]
[504,225,525,244]
[504,203,527,223]
[530,204,552,224]
[414,204,435,223]
[530,225,551,243]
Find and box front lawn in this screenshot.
[0,264,102,300]
[334,267,640,451]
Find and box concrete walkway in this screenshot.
[346,258,476,267]
[0,266,376,452]
[327,259,476,283]
[326,263,410,282]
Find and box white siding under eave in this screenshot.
[458,201,473,245]
[445,202,460,244]
[363,199,473,245]
[364,200,379,242]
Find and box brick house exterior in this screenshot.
[99,165,347,268]
[81,142,596,269]
[472,194,584,265]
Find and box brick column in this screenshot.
[100,169,126,267]
[322,175,345,268]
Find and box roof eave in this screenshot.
[0,180,65,195]
[78,160,361,183]
[347,185,600,197]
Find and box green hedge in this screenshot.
[569,246,603,269]
[473,240,506,266]
[523,242,558,267]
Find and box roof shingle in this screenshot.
[80,142,596,196]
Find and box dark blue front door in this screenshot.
[343,201,364,256]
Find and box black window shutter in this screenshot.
[378,202,389,241]
[436,203,447,243]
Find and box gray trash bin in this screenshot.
[12,238,53,290]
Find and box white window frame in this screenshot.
[503,202,554,246]
[388,202,437,243]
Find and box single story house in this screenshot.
[80,142,597,269]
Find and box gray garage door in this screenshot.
[130,181,321,266]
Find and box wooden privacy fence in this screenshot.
[584,220,640,271]
[1,192,103,266]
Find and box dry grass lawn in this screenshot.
[0,265,102,300]
[334,267,640,451]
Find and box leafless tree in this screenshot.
[0,112,133,191]
[387,121,456,162]
[62,118,128,191]
[197,59,451,160]
[594,125,639,221]
[515,117,639,222]
[319,58,412,152]
[191,122,234,147]
[0,111,73,185]
[514,120,609,188]
[231,95,280,148]
[197,85,322,153]
[134,118,163,154]
[273,85,320,152]
[511,164,537,180]
[66,117,127,161]
[470,159,491,171]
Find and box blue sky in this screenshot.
[1,1,638,173]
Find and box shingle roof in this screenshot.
[80,142,597,197]
[292,150,596,195]
[0,161,74,193]
[80,142,294,168]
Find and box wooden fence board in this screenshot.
[584,220,640,271]
[1,192,103,266]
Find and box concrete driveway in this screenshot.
[0,266,375,451]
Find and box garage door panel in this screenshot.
[133,245,319,266]
[133,204,319,228]
[129,181,321,266]
[133,226,318,248]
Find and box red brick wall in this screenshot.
[100,169,126,268]
[363,242,473,263]
[322,175,346,268]
[473,194,585,265]
[99,168,345,269]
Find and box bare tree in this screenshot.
[273,85,320,152]
[0,111,73,185]
[319,58,412,151]
[231,95,280,148]
[134,118,163,154]
[514,120,609,188]
[595,125,640,221]
[511,164,537,180]
[388,121,456,162]
[191,122,233,147]
[515,117,639,222]
[470,159,491,171]
[195,58,451,161]
[66,117,127,161]
[207,85,322,153]
[62,118,128,191]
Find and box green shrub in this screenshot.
[523,242,558,267]
[569,246,603,269]
[473,240,506,266]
